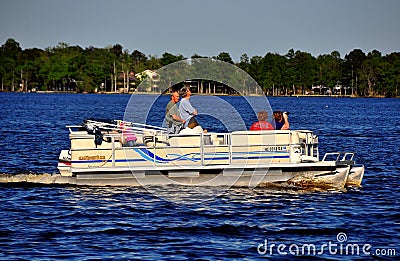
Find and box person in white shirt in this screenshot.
[178,87,198,128]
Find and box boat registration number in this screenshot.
[264,146,287,152]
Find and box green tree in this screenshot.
[214,52,234,64]
[147,55,161,70]
[191,53,208,59]
[316,51,342,88]
[110,44,123,58]
[287,50,317,94]
[238,53,250,73]
[248,55,263,90]
[131,49,148,74]
[82,46,116,92]
[344,49,366,95]
[160,52,185,66]
[261,52,288,95]
[380,52,400,97]
[0,38,22,91]
[42,43,82,91]
[361,50,382,96]
[19,48,46,91]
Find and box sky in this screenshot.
[0,0,399,62]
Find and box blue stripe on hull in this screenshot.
[71,147,290,164]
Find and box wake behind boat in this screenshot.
[55,119,364,188]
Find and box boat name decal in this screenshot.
[79,155,106,160]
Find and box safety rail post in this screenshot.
[153,135,156,163]
[228,133,232,164]
[111,136,115,167]
[200,133,204,166]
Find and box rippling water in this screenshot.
[0,93,399,260]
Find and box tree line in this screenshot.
[1,38,399,97]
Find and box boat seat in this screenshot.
[168,126,204,147]
[231,130,293,146]
[143,131,169,147]
[168,135,201,147]
[295,130,316,144]
[179,126,204,134]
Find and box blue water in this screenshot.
[0,93,399,260]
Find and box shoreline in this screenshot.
[0,90,395,98]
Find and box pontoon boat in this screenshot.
[56,119,364,188]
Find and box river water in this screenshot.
[0,93,399,260]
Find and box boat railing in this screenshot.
[66,125,85,133]
[322,152,356,165]
[84,119,167,135]
[69,126,321,168]
[132,130,307,164]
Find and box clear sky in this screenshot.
[1,0,399,61]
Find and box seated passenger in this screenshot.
[180,125,203,134]
[120,122,137,147]
[165,90,186,134]
[273,110,290,130]
[250,110,274,131]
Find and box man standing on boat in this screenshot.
[166,90,186,134]
[179,86,198,128]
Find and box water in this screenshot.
[0,93,399,260]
